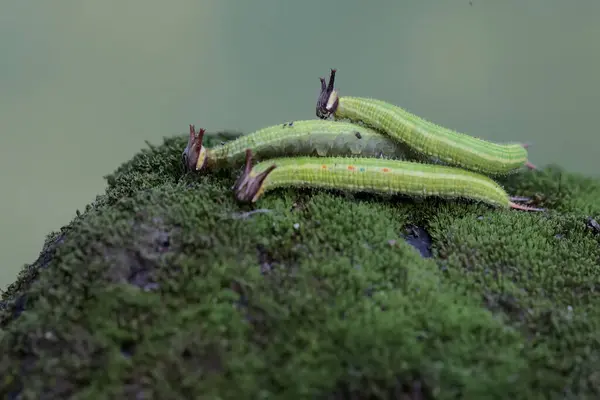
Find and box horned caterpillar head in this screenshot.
[233,149,276,203]
[316,68,339,119]
[182,125,209,172]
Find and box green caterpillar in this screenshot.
[233,149,544,212]
[182,120,436,173]
[316,68,536,176]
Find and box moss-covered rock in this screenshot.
[1,131,599,399]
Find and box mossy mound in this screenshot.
[1,132,600,399]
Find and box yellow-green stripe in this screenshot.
[334,97,528,176]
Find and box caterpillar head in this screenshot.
[233,149,277,203]
[316,68,339,119]
[182,125,209,172]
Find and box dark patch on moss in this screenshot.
[1,131,600,398]
[102,217,178,291]
[401,225,433,258]
[586,217,600,235]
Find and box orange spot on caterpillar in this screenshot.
[347,165,355,171]
[382,168,390,172]
[321,165,327,169]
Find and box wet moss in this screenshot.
[1,131,599,399]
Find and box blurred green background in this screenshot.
[1,0,599,289]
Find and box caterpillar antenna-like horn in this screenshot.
[182,125,207,172]
[316,68,339,119]
[233,149,277,203]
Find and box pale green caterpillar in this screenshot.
[182,120,436,173]
[234,149,544,212]
[316,68,536,176]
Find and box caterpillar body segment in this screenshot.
[182,120,429,173]
[316,68,536,176]
[234,149,545,212]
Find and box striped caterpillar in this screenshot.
[182,120,436,173]
[233,149,545,212]
[316,68,536,176]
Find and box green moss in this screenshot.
[1,131,599,399]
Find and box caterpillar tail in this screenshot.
[509,196,545,212]
[519,143,538,170]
